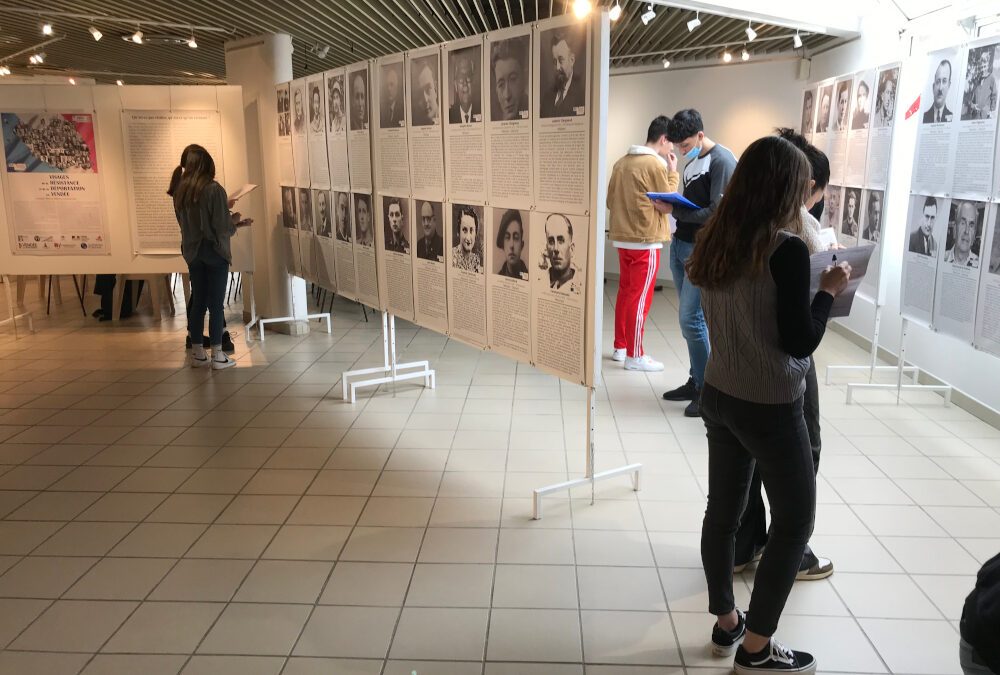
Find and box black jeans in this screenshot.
[701,383,816,638]
[734,358,821,568]
[187,241,229,347]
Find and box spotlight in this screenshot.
[30,52,45,64]
[641,5,656,25]
[722,50,732,63]
[28,55,37,65]
[131,29,143,44]
[68,77,76,85]
[41,22,53,36]
[89,26,102,41]
[741,48,750,61]
[116,79,124,86]
[662,58,670,69]
[745,22,757,42]
[608,1,622,22]
[572,0,592,19]
[316,45,329,59]
[188,35,197,48]
[793,32,803,49]
[687,12,701,32]
[0,66,10,76]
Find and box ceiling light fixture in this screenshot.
[793,32,803,49]
[572,0,592,19]
[745,22,757,42]
[316,45,329,59]
[89,26,102,41]
[608,0,622,22]
[188,35,197,48]
[687,12,701,32]
[662,58,670,69]
[116,79,124,86]
[0,66,10,76]
[640,4,656,26]
[68,77,76,85]
[722,50,732,63]
[131,28,143,44]
[741,48,750,61]
[41,22,53,36]
[29,52,45,64]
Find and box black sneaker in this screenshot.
[796,556,833,581]
[735,547,765,574]
[712,608,746,656]
[221,331,235,354]
[185,336,192,352]
[684,392,702,417]
[662,377,697,401]
[735,639,816,675]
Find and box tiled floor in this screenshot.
[0,277,995,675]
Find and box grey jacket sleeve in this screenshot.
[206,183,235,241]
[672,151,737,224]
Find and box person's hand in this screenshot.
[666,151,678,172]
[236,218,253,228]
[227,199,237,209]
[231,211,243,225]
[652,200,673,215]
[819,261,852,296]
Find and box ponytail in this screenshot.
[166,165,183,197]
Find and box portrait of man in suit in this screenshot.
[815,85,832,133]
[350,71,369,131]
[383,197,410,254]
[416,201,444,262]
[448,47,482,124]
[411,55,441,127]
[380,62,405,129]
[923,60,954,124]
[491,36,529,121]
[540,27,586,119]
[861,190,883,244]
[908,196,939,257]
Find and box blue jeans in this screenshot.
[188,241,229,347]
[668,238,709,389]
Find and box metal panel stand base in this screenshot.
[247,275,331,341]
[341,311,436,404]
[0,275,33,338]
[532,387,642,520]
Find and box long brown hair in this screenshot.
[168,144,216,209]
[686,135,811,290]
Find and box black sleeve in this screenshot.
[769,237,834,359]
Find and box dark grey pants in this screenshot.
[700,383,816,637]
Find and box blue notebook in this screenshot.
[646,192,701,210]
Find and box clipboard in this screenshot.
[646,192,701,210]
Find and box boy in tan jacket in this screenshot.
[607,115,679,371]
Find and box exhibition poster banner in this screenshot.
[844,69,875,186]
[443,36,487,204]
[974,203,1000,355]
[812,78,836,158]
[352,192,381,309]
[290,78,310,188]
[901,193,949,326]
[346,62,374,193]
[410,198,448,332]
[486,205,532,362]
[121,109,225,254]
[276,83,295,186]
[533,16,592,216]
[374,53,411,196]
[405,46,446,201]
[376,194,415,321]
[306,75,331,191]
[312,187,337,291]
[932,198,988,342]
[2,111,108,255]
[332,189,358,301]
[799,87,816,142]
[828,75,853,184]
[486,25,534,208]
[446,201,488,346]
[837,186,862,248]
[323,68,351,191]
[857,187,886,299]
[866,63,901,189]
[954,38,999,198]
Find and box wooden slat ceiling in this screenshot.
[0,0,843,84]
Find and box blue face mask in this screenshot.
[684,144,701,161]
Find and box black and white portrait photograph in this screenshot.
[327,74,346,133]
[309,81,324,134]
[923,52,958,124]
[277,86,290,137]
[851,75,872,130]
[281,186,297,229]
[540,25,587,119]
[989,211,1000,275]
[350,69,370,131]
[415,200,444,262]
[841,188,861,237]
[538,212,581,293]
[800,89,814,135]
[834,79,851,132]
[873,67,898,128]
[861,190,884,244]
[944,200,985,268]
[490,36,530,122]
[821,184,841,230]
[410,54,441,127]
[297,188,313,233]
[962,44,999,121]
[493,208,528,279]
[314,189,332,238]
[292,81,305,134]
[908,195,940,257]
[382,196,410,254]
[354,193,374,246]
[380,61,406,129]
[334,191,352,242]
[448,45,482,124]
[815,84,833,133]
[451,203,484,272]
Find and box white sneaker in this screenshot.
[211,354,236,370]
[190,351,211,368]
[625,355,664,372]
[612,348,627,362]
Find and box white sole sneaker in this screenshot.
[625,356,664,372]
[191,355,211,368]
[212,356,236,370]
[612,348,626,362]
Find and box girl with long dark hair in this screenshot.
[687,136,851,674]
[168,144,250,369]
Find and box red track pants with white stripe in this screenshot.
[613,247,660,359]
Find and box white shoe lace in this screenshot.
[768,640,796,666]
